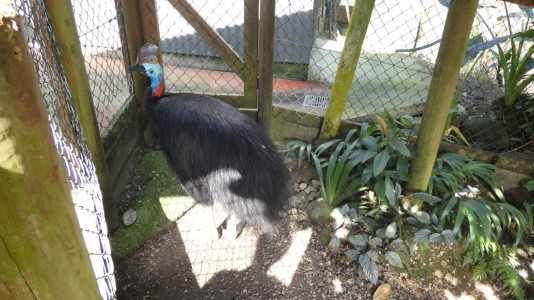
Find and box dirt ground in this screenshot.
[113,160,522,300]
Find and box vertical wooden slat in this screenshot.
[319,0,375,139]
[258,0,276,133]
[244,0,259,109]
[44,0,118,231]
[407,0,480,193]
[139,0,162,64]
[0,4,100,298]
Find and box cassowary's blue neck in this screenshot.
[142,63,165,98]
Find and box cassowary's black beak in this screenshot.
[128,64,145,74]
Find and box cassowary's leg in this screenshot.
[222,213,245,240]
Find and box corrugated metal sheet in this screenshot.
[159,1,315,64]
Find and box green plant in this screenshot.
[488,4,533,107]
[344,222,404,284]
[429,153,503,199]
[286,111,412,208]
[464,247,525,299]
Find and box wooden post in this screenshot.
[244,0,259,109]
[44,0,118,231]
[120,0,159,147]
[0,5,100,298]
[258,0,275,133]
[319,0,375,140]
[407,0,479,193]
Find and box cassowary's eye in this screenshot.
[149,70,154,74]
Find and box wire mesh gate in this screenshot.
[12,1,117,298]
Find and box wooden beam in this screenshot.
[258,0,275,133]
[319,0,375,139]
[407,0,480,193]
[0,5,100,298]
[44,0,118,231]
[139,0,162,64]
[168,0,245,79]
[243,0,259,109]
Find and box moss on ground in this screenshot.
[111,151,194,258]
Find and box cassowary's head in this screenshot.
[128,43,165,98]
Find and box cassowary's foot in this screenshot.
[221,215,245,240]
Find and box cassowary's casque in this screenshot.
[128,43,290,238]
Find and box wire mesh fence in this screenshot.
[13,1,116,298]
[147,0,533,155]
[71,0,131,135]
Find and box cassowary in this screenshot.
[128,44,289,239]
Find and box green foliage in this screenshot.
[429,153,503,199]
[490,5,534,107]
[344,221,404,284]
[285,110,412,208]
[464,247,525,299]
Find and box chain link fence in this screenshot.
[148,0,533,155]
[13,1,117,298]
[71,0,131,135]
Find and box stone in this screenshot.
[372,283,391,300]
[311,179,321,189]
[288,195,301,207]
[309,200,333,224]
[297,212,308,222]
[304,186,316,194]
[123,208,137,226]
[318,227,331,246]
[298,182,308,191]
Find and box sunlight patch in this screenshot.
[267,228,312,286]
[475,282,500,300]
[159,195,195,220]
[177,205,259,288]
[332,277,343,294]
[444,290,475,300]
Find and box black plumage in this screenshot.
[129,44,290,236]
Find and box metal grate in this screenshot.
[303,95,329,108]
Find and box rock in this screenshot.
[318,227,331,246]
[293,182,300,191]
[373,283,391,300]
[288,196,301,207]
[311,179,321,189]
[298,182,308,191]
[304,186,316,194]
[123,209,137,226]
[461,118,510,150]
[291,208,298,215]
[297,212,308,222]
[309,200,333,224]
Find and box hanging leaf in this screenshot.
[408,193,442,204]
[414,229,431,243]
[389,139,411,157]
[349,234,368,247]
[329,236,341,249]
[345,249,360,261]
[375,228,387,239]
[385,251,403,268]
[413,211,432,225]
[376,115,389,136]
[373,150,390,176]
[385,222,397,238]
[429,233,443,243]
[369,237,383,248]
[390,238,404,248]
[359,253,379,284]
[385,177,396,207]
